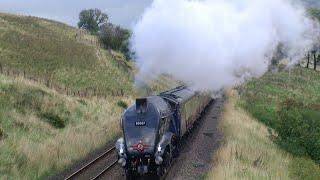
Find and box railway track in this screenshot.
[64,146,118,180]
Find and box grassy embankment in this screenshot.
[0,12,136,179]
[0,13,177,179]
[0,12,132,94]
[208,68,320,179]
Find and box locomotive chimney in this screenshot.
[136,98,148,113]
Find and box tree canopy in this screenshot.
[308,8,320,21]
[78,8,108,34]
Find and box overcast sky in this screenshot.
[0,0,152,28]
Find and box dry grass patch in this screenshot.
[208,90,292,179]
[0,74,134,179]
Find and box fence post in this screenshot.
[121,89,124,96]
[314,52,317,71]
[306,52,310,68]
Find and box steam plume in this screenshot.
[132,0,318,91]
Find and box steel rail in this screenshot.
[64,146,116,180]
[91,159,118,180]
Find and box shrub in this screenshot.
[276,102,320,163]
[0,127,4,139]
[40,112,67,128]
[117,100,128,109]
[99,23,132,60]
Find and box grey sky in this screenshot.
[0,0,152,28]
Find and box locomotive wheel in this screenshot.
[125,170,135,180]
[171,137,180,158]
[157,150,171,177]
[163,150,172,174]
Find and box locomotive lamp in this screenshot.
[155,145,163,165]
[116,137,127,166]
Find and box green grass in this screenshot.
[0,12,133,95]
[241,67,320,178]
[208,90,293,179]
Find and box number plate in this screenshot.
[135,121,146,126]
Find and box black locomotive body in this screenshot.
[115,86,211,179]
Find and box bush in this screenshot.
[241,68,320,165]
[40,112,67,128]
[117,100,128,109]
[99,23,132,60]
[0,127,5,139]
[276,101,320,163]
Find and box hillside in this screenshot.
[0,12,133,96]
[0,12,179,179]
[208,67,320,179]
[242,67,320,163]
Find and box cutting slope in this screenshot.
[0,12,133,95]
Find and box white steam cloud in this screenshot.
[132,0,318,91]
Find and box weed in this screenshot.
[0,127,6,139]
[117,100,128,109]
[39,112,67,128]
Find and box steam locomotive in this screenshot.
[115,86,211,179]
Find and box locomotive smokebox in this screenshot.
[136,98,148,113]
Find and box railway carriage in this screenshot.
[116,86,211,179]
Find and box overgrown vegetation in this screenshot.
[99,23,132,59]
[208,89,320,179]
[241,67,320,165]
[208,90,292,179]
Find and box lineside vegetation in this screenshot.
[242,68,320,164]
[208,89,320,179]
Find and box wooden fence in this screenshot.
[0,63,126,98]
[304,51,320,71]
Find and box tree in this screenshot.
[99,24,132,60]
[78,9,108,34]
[308,8,320,21]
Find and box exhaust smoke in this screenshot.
[132,0,318,91]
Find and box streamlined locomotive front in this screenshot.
[116,97,171,177]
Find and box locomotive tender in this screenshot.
[115,86,212,178]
